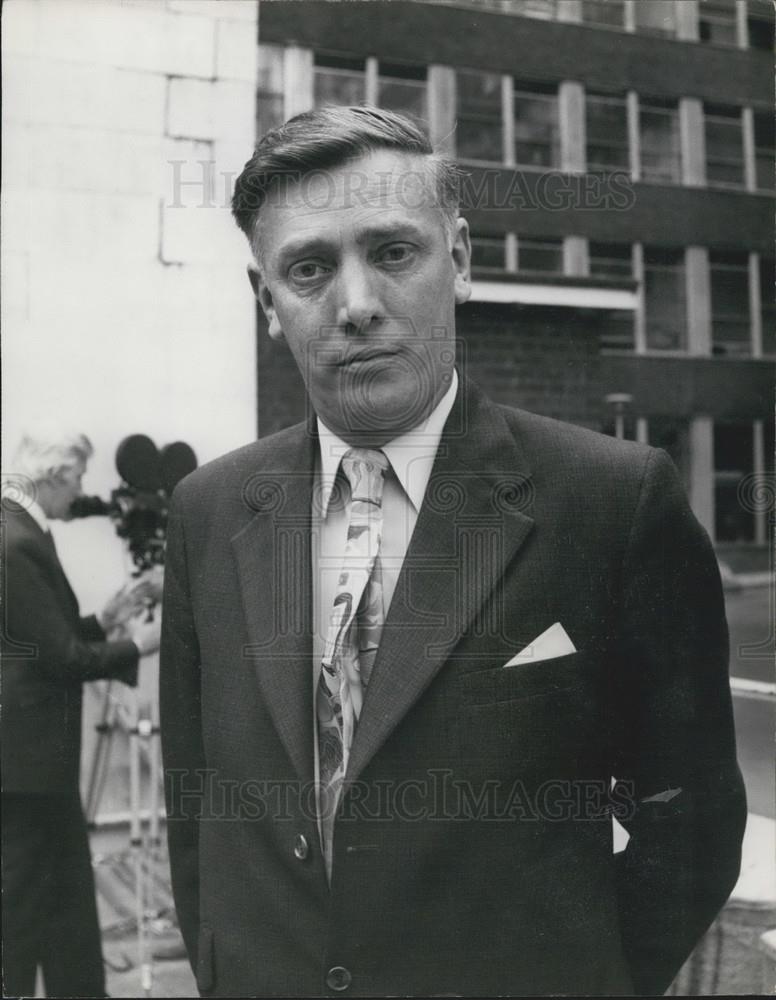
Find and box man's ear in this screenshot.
[247,262,284,341]
[452,217,472,306]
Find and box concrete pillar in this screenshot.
[623,0,636,32]
[680,97,706,187]
[563,236,589,276]
[505,233,518,273]
[365,56,379,106]
[686,246,712,355]
[559,80,586,174]
[742,106,757,192]
[502,75,514,167]
[689,416,715,539]
[735,0,749,48]
[749,251,763,358]
[283,46,313,120]
[626,91,641,181]
[676,0,699,41]
[428,65,456,157]
[633,242,647,354]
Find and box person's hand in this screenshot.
[126,612,161,657]
[98,567,164,634]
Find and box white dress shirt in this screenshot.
[311,370,459,797]
[25,498,49,534]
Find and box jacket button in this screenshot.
[326,966,352,991]
[293,834,309,861]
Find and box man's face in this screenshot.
[249,150,471,446]
[44,458,86,520]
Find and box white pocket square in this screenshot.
[502,623,577,667]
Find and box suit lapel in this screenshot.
[346,379,535,787]
[230,425,317,786]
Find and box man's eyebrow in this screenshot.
[277,222,430,262]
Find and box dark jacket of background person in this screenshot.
[161,378,746,998]
[1,502,141,998]
[2,503,139,793]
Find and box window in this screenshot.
[644,248,686,351]
[705,103,745,188]
[589,242,633,279]
[586,94,629,173]
[714,423,755,541]
[378,62,428,126]
[640,99,681,184]
[256,45,284,140]
[634,0,677,37]
[754,112,774,192]
[590,242,635,350]
[517,236,563,272]
[509,0,560,18]
[710,251,751,356]
[470,233,507,271]
[314,53,366,107]
[699,0,739,45]
[513,83,559,169]
[581,0,625,29]
[747,2,775,51]
[760,256,775,356]
[457,69,503,163]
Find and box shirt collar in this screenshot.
[316,369,459,515]
[25,498,49,533]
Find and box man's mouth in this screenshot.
[336,346,400,367]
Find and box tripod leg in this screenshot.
[137,703,157,996]
[84,681,119,827]
[128,688,151,996]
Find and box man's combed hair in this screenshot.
[12,427,93,485]
[231,105,461,251]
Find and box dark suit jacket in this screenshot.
[160,378,746,997]
[1,505,139,794]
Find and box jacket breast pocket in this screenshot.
[459,651,588,708]
[196,923,215,993]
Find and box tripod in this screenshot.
[84,666,164,997]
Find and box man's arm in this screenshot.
[613,448,747,995]
[159,487,204,968]
[4,539,139,686]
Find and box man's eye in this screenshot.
[288,261,330,284]
[377,244,415,266]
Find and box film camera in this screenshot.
[70,434,197,573]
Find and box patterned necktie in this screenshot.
[317,447,388,875]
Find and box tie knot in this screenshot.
[341,448,388,506]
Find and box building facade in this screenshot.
[255,0,774,546]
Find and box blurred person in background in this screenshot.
[1,428,161,999]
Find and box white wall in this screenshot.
[2,0,259,606]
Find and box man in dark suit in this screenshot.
[160,106,746,996]
[2,430,160,998]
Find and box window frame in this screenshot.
[704,103,746,190]
[512,82,561,171]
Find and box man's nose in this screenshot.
[335,259,382,333]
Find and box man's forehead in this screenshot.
[261,150,437,218]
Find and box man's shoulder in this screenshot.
[171,421,310,509]
[498,402,655,478]
[2,504,46,553]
